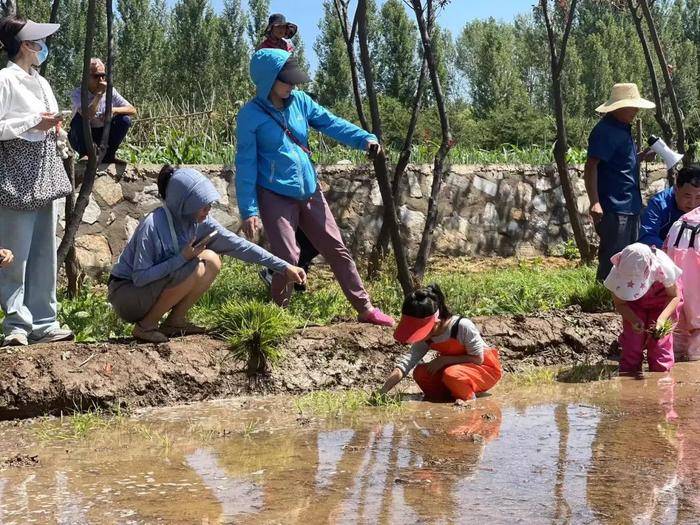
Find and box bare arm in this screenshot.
[379,368,404,395]
[584,157,603,223]
[613,295,644,332]
[656,284,681,327]
[112,104,137,117]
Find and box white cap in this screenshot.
[16,20,60,42]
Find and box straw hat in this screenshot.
[595,83,655,113]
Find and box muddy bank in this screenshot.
[0,309,619,420]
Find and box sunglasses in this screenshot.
[91,73,106,80]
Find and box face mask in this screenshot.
[33,41,48,65]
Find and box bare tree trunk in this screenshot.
[332,0,369,131]
[410,0,453,282]
[0,0,15,17]
[57,0,114,267]
[62,157,81,297]
[356,0,414,295]
[627,0,673,146]
[638,0,686,156]
[368,58,428,279]
[40,0,61,77]
[541,0,593,263]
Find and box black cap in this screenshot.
[277,57,310,85]
[266,13,298,38]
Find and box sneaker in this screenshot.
[29,328,74,344]
[159,320,207,337]
[258,268,273,289]
[358,308,395,327]
[2,333,28,347]
[132,323,168,344]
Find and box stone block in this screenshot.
[472,175,498,196]
[75,234,112,274]
[82,195,101,225]
[124,216,140,240]
[93,175,124,206]
[210,176,230,206]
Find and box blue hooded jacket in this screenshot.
[111,167,289,287]
[639,187,683,248]
[235,49,377,219]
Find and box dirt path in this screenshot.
[0,308,619,420]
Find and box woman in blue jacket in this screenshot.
[235,49,394,327]
[109,165,306,343]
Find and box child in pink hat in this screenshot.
[604,242,683,373]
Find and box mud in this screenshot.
[0,310,620,420]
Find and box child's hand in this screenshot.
[426,356,445,375]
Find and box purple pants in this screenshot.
[619,282,681,373]
[257,186,371,313]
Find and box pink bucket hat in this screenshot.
[604,243,663,301]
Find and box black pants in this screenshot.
[68,113,131,162]
[296,229,318,271]
[595,212,640,281]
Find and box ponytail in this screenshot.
[157,164,175,199]
[401,283,451,320]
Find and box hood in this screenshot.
[250,48,290,100]
[165,167,220,221]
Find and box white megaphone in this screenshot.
[648,135,684,170]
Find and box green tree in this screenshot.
[115,0,168,103]
[314,0,351,106]
[456,18,527,118]
[216,0,250,101]
[247,0,269,49]
[376,0,418,101]
[166,0,218,103]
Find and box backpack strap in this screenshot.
[450,316,464,340]
[689,224,700,249]
[674,222,688,248]
[253,99,312,157]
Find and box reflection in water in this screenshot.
[2,366,700,523]
[186,448,263,521]
[316,429,354,489]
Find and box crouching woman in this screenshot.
[109,165,306,343]
[379,284,502,401]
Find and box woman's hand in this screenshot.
[243,216,259,239]
[32,113,61,132]
[367,140,382,159]
[426,356,446,375]
[180,239,207,261]
[0,249,13,268]
[286,265,307,285]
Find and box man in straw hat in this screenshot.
[584,83,655,281]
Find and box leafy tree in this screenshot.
[216,0,250,102]
[247,0,269,49]
[314,0,352,106]
[376,0,418,101]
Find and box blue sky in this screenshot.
[222,1,536,72]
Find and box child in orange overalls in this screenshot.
[379,284,502,401]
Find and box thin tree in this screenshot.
[625,0,673,146]
[356,0,414,295]
[407,0,454,281]
[57,0,114,269]
[540,0,593,263]
[637,0,686,157]
[39,0,60,76]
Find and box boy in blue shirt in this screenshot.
[584,83,655,280]
[639,165,700,248]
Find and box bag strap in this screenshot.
[450,316,464,340]
[253,100,312,157]
[161,205,180,253]
[674,222,688,248]
[689,224,700,249]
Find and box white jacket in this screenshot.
[0,62,58,142]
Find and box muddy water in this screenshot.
[1,364,700,524]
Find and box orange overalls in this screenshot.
[412,317,502,401]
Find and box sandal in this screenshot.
[159,319,207,337]
[133,323,168,343]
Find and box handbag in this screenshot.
[0,79,72,210]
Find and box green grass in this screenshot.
[510,367,557,386]
[556,362,618,383]
[34,406,124,441]
[294,389,403,418]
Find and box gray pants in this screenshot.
[596,212,640,281]
[0,202,60,338]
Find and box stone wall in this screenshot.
[60,162,669,274]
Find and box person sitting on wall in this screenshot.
[584,83,656,281]
[68,58,136,164]
[257,13,297,52]
[639,165,700,248]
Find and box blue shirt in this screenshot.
[587,115,641,215]
[639,187,683,248]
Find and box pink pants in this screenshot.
[257,186,371,313]
[619,282,681,373]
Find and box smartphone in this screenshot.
[52,110,72,120]
[193,231,217,249]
